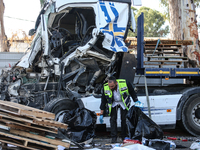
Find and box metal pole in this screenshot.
[144,76,151,118]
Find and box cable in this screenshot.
[4,16,35,22]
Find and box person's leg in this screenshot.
[120,107,128,140]
[110,106,118,143]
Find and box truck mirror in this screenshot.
[132,0,142,6]
[29,29,36,36]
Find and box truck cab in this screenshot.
[1,0,199,141]
[0,0,141,142]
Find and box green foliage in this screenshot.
[128,6,169,37]
[40,0,45,8]
[193,0,200,7]
[159,0,169,20]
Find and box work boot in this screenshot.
[111,137,117,143]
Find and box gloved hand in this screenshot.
[134,101,144,108]
[99,115,104,124]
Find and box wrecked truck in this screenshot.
[0,0,139,131]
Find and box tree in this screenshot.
[0,0,8,52]
[128,6,169,37]
[160,0,200,67]
[160,0,200,39]
[40,0,45,7]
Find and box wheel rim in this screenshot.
[192,102,200,127]
[55,110,70,122]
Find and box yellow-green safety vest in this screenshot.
[104,79,130,116]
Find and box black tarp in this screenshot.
[63,107,97,143]
[126,106,163,141]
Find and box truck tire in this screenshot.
[182,94,200,136]
[43,98,78,121]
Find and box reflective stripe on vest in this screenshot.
[104,79,130,116]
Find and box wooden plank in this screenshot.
[146,56,188,60]
[0,130,57,150]
[126,38,193,46]
[7,124,46,135]
[144,51,182,55]
[144,60,187,63]
[145,40,193,45]
[0,112,58,132]
[0,138,56,150]
[0,118,57,134]
[144,47,180,50]
[33,118,68,129]
[145,44,182,47]
[144,63,182,66]
[0,101,55,120]
[10,129,70,148]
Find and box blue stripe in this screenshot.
[99,1,127,52]
[100,3,111,23]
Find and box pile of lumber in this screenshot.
[0,100,70,150]
[143,40,188,68]
[125,38,193,68]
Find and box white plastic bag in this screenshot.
[111,144,155,150]
[190,142,200,150]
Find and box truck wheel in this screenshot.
[182,94,200,136]
[43,98,78,121]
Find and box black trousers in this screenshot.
[110,105,128,139]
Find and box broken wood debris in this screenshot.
[0,101,70,150]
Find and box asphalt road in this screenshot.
[69,128,200,150]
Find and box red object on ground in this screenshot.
[123,139,142,144]
[167,137,177,140]
[182,139,188,142]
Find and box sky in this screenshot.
[3,0,200,38]
[3,0,41,38]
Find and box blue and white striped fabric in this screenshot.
[98,1,129,52]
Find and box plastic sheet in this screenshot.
[142,138,175,150]
[148,140,170,150]
[111,144,156,150]
[190,142,200,150]
[126,106,163,141]
[63,107,97,143]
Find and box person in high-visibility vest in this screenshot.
[99,76,140,143]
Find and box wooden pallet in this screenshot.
[142,40,190,68]
[0,101,55,120]
[10,129,70,148]
[0,118,57,134]
[146,56,188,61]
[0,101,71,149]
[144,47,180,50]
[33,118,68,129]
[0,111,59,133]
[145,40,193,45]
[144,51,182,56]
[0,108,68,129]
[144,60,187,68]
[0,130,58,150]
[145,44,183,47]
